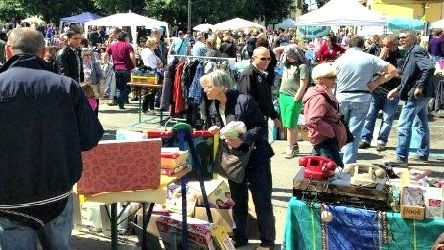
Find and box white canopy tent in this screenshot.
[296,0,387,26]
[84,12,169,45]
[431,19,444,29]
[276,18,296,29]
[193,23,215,32]
[214,18,264,31]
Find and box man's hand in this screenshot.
[379,47,389,60]
[274,118,282,128]
[414,87,423,98]
[368,81,379,91]
[224,136,243,149]
[387,88,399,100]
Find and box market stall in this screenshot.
[59,12,102,33]
[84,12,169,46]
[285,157,444,249]
[214,17,264,31]
[295,0,387,26]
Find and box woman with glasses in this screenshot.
[81,48,104,116]
[302,63,347,167]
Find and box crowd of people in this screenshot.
[0,18,441,249]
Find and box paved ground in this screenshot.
[71,98,444,249]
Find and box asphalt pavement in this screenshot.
[71,98,444,249]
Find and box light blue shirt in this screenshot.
[334,48,389,102]
[192,41,207,57]
[172,37,190,55]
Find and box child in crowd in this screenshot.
[81,83,98,114]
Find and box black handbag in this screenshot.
[339,115,355,144]
[214,140,255,184]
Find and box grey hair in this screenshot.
[199,70,235,90]
[7,27,45,56]
[400,29,417,40]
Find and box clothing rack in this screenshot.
[168,54,236,62]
[163,55,234,130]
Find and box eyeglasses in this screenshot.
[258,57,271,62]
[83,54,91,56]
[325,76,336,80]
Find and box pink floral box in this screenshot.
[77,139,161,195]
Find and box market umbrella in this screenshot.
[276,18,296,29]
[214,18,264,31]
[193,23,215,32]
[22,17,45,24]
[431,19,444,29]
[388,17,424,31]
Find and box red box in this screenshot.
[77,139,161,195]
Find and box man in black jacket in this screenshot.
[0,27,103,249]
[238,46,281,139]
[56,26,84,83]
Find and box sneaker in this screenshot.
[359,140,371,149]
[411,155,429,163]
[285,145,298,159]
[376,141,386,151]
[385,157,408,167]
[107,100,117,106]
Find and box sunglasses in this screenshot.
[258,57,271,62]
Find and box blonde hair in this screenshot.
[147,36,157,49]
[312,63,336,81]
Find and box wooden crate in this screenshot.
[131,74,157,84]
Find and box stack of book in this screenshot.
[161,148,189,176]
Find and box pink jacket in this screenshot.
[302,85,347,149]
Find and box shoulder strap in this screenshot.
[319,92,339,111]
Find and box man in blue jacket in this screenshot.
[387,29,435,167]
[0,27,103,249]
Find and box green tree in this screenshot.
[18,0,97,23]
[91,0,145,14]
[0,0,25,23]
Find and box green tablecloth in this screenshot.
[283,197,444,250]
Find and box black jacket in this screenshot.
[238,64,278,120]
[56,46,84,83]
[398,44,435,101]
[0,54,103,205]
[217,90,274,163]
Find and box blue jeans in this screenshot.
[0,195,73,250]
[361,92,399,143]
[396,96,430,160]
[312,138,344,168]
[115,70,131,107]
[228,159,275,247]
[339,101,370,164]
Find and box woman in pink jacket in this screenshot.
[302,63,347,167]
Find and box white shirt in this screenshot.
[140,48,160,69]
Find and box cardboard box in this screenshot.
[210,222,235,250]
[161,149,189,168]
[400,186,426,220]
[425,187,444,218]
[188,180,234,209]
[400,205,425,220]
[80,202,103,231]
[156,214,216,250]
[194,207,234,234]
[77,139,161,195]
